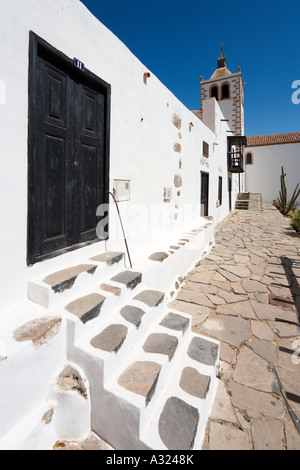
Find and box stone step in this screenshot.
[64,283,157,346]
[70,292,219,450]
[120,305,146,328]
[100,283,122,296]
[118,361,162,406]
[179,367,211,400]
[28,251,125,309]
[90,324,128,353]
[187,336,219,367]
[65,293,106,324]
[114,313,192,409]
[142,333,179,362]
[158,396,199,450]
[105,311,193,418]
[90,252,124,266]
[159,312,189,334]
[110,271,142,290]
[77,289,168,383]
[133,290,165,308]
[43,265,97,294]
[139,333,220,450]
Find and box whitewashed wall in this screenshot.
[245,143,300,204]
[0,0,234,312]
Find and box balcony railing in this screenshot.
[228,151,244,173]
[227,136,247,173]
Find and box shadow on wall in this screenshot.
[281,256,300,324]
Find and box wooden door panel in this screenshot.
[44,134,66,238]
[84,93,98,133]
[45,67,67,126]
[81,144,98,233]
[33,56,71,258]
[28,33,110,265]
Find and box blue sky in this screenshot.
[81,0,299,137]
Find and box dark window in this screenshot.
[246,153,253,164]
[222,84,229,99]
[211,86,218,101]
[201,172,209,217]
[218,176,223,205]
[203,141,209,158]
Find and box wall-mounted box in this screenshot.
[113,179,130,202]
[164,187,172,202]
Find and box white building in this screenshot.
[244,132,300,205]
[0,0,251,451]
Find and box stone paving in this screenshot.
[53,204,300,451]
[169,204,300,450]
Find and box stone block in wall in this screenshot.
[172,114,182,130]
[174,143,181,153]
[174,175,182,188]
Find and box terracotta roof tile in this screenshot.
[210,66,232,79]
[246,132,300,147]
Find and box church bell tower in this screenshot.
[199,45,245,136]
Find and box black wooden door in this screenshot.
[201,172,209,217]
[28,34,110,265]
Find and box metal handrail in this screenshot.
[107,191,133,269]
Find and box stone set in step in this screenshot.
[91,324,128,353]
[43,264,97,294]
[118,361,162,406]
[27,250,220,450]
[143,333,178,361]
[160,312,189,334]
[180,367,211,400]
[159,397,199,450]
[44,252,124,295]
[120,305,145,328]
[113,308,218,449]
[90,252,124,266]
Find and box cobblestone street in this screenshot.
[54,204,300,451]
[169,204,300,450]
